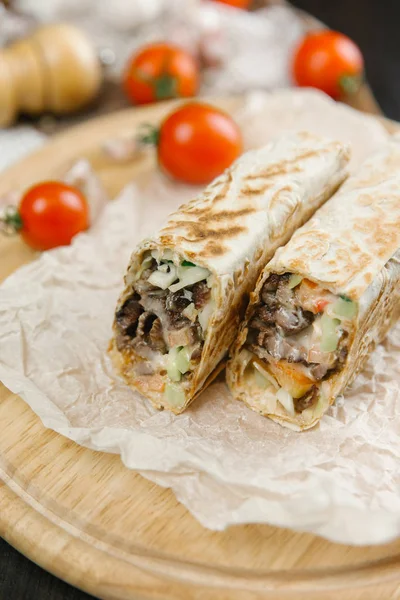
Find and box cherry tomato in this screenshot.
[18,181,89,250]
[211,0,252,8]
[123,43,199,105]
[156,102,243,185]
[292,31,364,99]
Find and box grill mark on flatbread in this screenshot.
[201,241,226,256]
[179,198,200,212]
[177,172,234,217]
[185,170,233,209]
[181,206,255,219]
[164,150,331,238]
[182,205,215,216]
[209,171,231,190]
[161,220,246,241]
[289,241,372,288]
[328,247,371,281]
[364,272,373,285]
[243,149,326,182]
[200,207,255,221]
[158,234,175,246]
[245,164,301,181]
[242,183,275,196]
[159,206,254,256]
[288,231,330,261]
[161,201,254,245]
[212,170,233,203]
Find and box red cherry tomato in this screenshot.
[123,43,200,105]
[19,181,89,251]
[293,31,364,99]
[211,0,252,8]
[156,102,243,185]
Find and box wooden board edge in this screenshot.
[2,458,400,600]
[0,483,170,600]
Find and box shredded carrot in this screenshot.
[314,298,330,312]
[303,278,317,289]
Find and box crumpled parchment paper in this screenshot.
[1,90,399,546]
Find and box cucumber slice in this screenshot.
[167,346,182,382]
[165,383,186,409]
[253,368,270,390]
[176,346,192,374]
[169,265,210,292]
[148,266,178,289]
[320,314,341,352]
[288,274,303,289]
[332,297,357,319]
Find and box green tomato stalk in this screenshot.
[0,206,23,236]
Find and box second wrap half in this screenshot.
[227,140,400,430]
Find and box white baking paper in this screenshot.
[1,90,399,546]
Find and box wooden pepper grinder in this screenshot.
[0,23,103,127]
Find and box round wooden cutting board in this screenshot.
[1,98,400,600]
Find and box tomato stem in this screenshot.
[340,73,363,96]
[137,123,160,147]
[0,205,23,236]
[154,74,178,100]
[135,50,179,102]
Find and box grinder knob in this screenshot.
[0,23,102,127]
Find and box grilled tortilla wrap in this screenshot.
[109,132,350,413]
[227,140,400,431]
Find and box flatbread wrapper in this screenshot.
[227,140,400,430]
[110,131,350,413]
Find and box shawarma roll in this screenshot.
[227,140,400,431]
[109,131,350,413]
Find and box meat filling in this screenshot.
[115,251,213,390]
[245,273,355,413]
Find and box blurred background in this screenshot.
[293,0,398,118]
[0,0,397,598]
[0,0,394,138]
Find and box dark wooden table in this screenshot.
[1,0,400,598]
